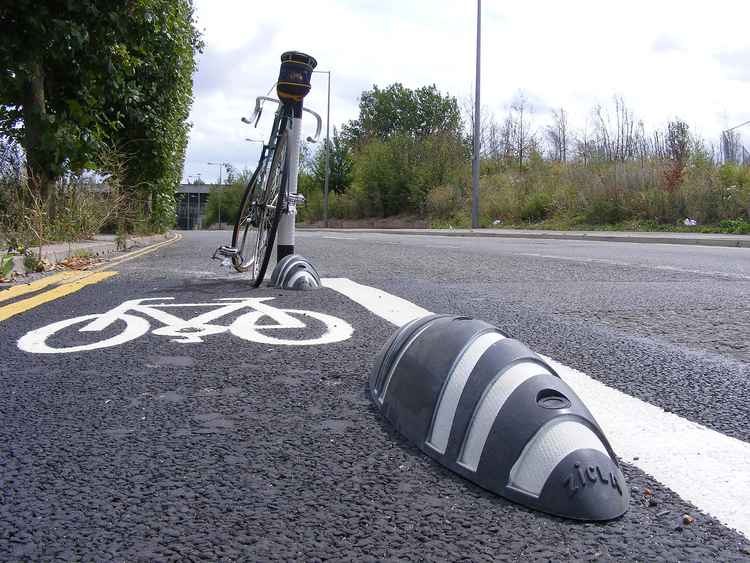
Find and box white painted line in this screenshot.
[324,278,750,539]
[517,252,750,281]
[322,236,358,240]
[321,278,431,327]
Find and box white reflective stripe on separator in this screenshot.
[458,360,553,471]
[377,321,435,404]
[286,270,307,287]
[426,331,506,454]
[508,415,609,497]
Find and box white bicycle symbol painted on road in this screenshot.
[18,297,354,354]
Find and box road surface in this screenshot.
[1,230,749,561]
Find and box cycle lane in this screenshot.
[1,259,749,560]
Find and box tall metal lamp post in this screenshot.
[313,70,331,228]
[472,0,482,229]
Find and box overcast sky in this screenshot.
[183,0,749,184]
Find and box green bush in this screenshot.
[520,192,554,222]
[583,193,629,225]
[426,184,462,220]
[203,176,250,227]
[718,218,750,234]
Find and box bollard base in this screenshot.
[270,254,321,290]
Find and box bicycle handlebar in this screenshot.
[303,108,322,143]
[241,96,323,143]
[242,96,279,126]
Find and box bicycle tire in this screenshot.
[231,107,290,286]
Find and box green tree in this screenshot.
[311,127,353,195]
[0,1,202,230]
[342,83,462,147]
[105,0,202,230]
[203,177,248,227]
[344,83,466,217]
[0,2,128,197]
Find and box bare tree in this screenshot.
[546,108,568,162]
[722,130,742,163]
[590,96,642,162]
[461,93,491,155]
[509,92,535,171]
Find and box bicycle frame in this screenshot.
[248,95,322,262]
[214,52,323,284]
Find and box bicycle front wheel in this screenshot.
[231,114,289,286]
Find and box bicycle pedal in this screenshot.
[288,194,305,207]
[212,246,239,260]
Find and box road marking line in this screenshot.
[321,277,431,327]
[322,235,358,240]
[324,278,750,540]
[0,233,179,309]
[96,233,182,270]
[0,272,117,322]
[0,271,88,303]
[517,252,750,280]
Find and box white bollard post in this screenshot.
[277,110,302,261]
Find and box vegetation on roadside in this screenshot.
[0,0,203,253]
[292,85,750,234]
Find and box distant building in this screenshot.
[175,183,231,230]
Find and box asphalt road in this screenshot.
[1,229,749,561]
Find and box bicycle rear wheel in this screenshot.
[231,110,289,286]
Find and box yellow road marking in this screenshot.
[0,271,117,322]
[96,233,182,270]
[0,271,90,303]
[0,232,180,322]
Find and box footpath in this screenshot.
[6,233,174,276]
[304,227,750,249]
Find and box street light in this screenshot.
[472,0,481,229]
[721,120,750,164]
[313,70,331,228]
[208,161,230,229]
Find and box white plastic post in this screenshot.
[277,115,302,259]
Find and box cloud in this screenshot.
[717,49,750,81]
[651,35,685,54]
[183,0,750,181]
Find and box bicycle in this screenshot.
[17,296,354,354]
[213,51,321,287]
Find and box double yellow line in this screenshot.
[0,233,181,322]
